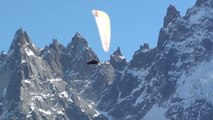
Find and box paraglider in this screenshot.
[87,10,111,65]
[87,60,100,65]
[92,9,111,52]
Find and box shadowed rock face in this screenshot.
[163,5,180,28]
[97,0,213,119]
[1,0,213,120]
[110,47,127,71]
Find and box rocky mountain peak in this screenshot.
[63,32,99,78]
[49,39,65,52]
[67,32,89,52]
[140,43,150,52]
[10,29,31,49]
[8,29,38,58]
[74,32,82,38]
[110,47,126,71]
[113,47,122,56]
[3,0,213,119]
[72,32,88,46]
[163,5,181,27]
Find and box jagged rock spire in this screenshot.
[163,5,180,27]
[7,29,39,58]
[9,28,31,50]
[49,39,65,52]
[74,32,83,39]
[113,47,123,56]
[140,43,150,52]
[67,32,88,51]
[110,47,126,70]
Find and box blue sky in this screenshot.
[0,0,196,61]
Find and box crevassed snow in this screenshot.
[143,105,167,120]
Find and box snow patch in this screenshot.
[99,111,114,120]
[25,48,35,56]
[175,59,213,107]
[30,103,35,111]
[81,109,85,112]
[47,78,62,83]
[59,91,68,98]
[143,105,167,120]
[57,110,65,115]
[189,8,207,24]
[21,59,26,64]
[127,68,149,79]
[38,109,52,115]
[26,114,31,118]
[23,79,31,84]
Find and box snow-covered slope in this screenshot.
[97,0,213,120]
[1,0,213,120]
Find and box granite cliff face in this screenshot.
[1,0,213,120]
[98,0,213,119]
[0,29,109,120]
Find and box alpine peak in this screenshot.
[113,47,123,57]
[10,28,31,48]
[8,29,38,58]
[74,32,83,39]
[163,5,181,27]
[67,32,88,50]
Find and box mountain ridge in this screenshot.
[1,0,213,119]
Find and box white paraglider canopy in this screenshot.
[92,10,111,52]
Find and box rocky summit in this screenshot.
[1,0,213,120]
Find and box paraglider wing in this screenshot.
[92,10,111,52]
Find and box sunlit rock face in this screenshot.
[1,0,213,120]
